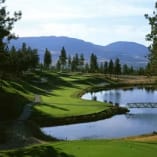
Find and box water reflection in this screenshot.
[42,87,157,140]
[82,87,157,107]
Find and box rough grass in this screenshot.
[108,75,157,85]
[0,140,157,157]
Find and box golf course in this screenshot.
[0,71,157,157]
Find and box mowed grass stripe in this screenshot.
[32,73,110,118]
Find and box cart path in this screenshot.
[18,95,41,121]
[0,95,41,149]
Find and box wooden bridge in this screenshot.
[127,102,157,108]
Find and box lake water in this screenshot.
[41,87,157,140]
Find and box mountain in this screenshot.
[9,36,149,67]
[102,41,149,67]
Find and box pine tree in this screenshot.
[145,2,157,75]
[104,61,108,74]
[44,48,52,69]
[0,0,22,52]
[67,55,72,71]
[0,0,22,81]
[79,53,85,71]
[99,62,104,73]
[114,58,121,75]
[56,60,61,71]
[85,63,89,73]
[59,47,67,71]
[90,53,98,73]
[108,59,114,75]
[123,64,129,75]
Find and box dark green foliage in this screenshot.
[56,60,61,71]
[0,0,21,80]
[67,55,72,71]
[0,88,29,121]
[122,65,135,75]
[85,63,89,73]
[0,0,22,82]
[104,61,108,74]
[114,58,121,75]
[137,67,145,75]
[59,47,67,70]
[108,59,114,75]
[79,53,85,71]
[44,48,52,69]
[8,43,39,76]
[69,53,85,72]
[2,145,74,157]
[71,53,79,71]
[0,0,22,52]
[145,2,157,74]
[99,62,104,73]
[90,53,98,72]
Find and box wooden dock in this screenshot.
[127,103,157,108]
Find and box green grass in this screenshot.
[0,72,157,156]
[53,140,157,157]
[0,140,157,157]
[31,72,110,120]
[0,71,111,122]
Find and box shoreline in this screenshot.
[30,106,129,127]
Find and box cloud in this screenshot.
[5,0,156,45]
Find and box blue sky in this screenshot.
[5,0,156,46]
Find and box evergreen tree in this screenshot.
[75,53,79,69]
[44,48,52,69]
[30,49,39,70]
[71,53,80,72]
[71,55,77,72]
[123,64,129,75]
[8,43,39,75]
[59,47,67,70]
[99,62,104,73]
[108,59,114,75]
[67,55,72,71]
[0,0,22,80]
[138,67,145,75]
[104,61,108,74]
[129,66,134,74]
[79,53,85,71]
[90,53,98,72]
[114,58,121,75]
[56,60,61,71]
[0,0,22,52]
[85,63,89,73]
[145,2,157,74]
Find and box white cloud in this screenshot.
[5,0,156,45]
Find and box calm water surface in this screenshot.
[42,87,157,140]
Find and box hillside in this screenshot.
[9,36,149,67]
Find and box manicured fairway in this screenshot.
[53,140,157,157]
[31,72,110,119]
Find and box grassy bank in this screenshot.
[30,72,123,126]
[0,139,157,157]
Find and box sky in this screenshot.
[5,0,157,46]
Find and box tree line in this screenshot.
[43,46,147,75]
[1,0,157,80]
[1,40,145,81]
[0,43,39,78]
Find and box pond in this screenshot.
[41,87,157,140]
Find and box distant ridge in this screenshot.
[9,36,149,67]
